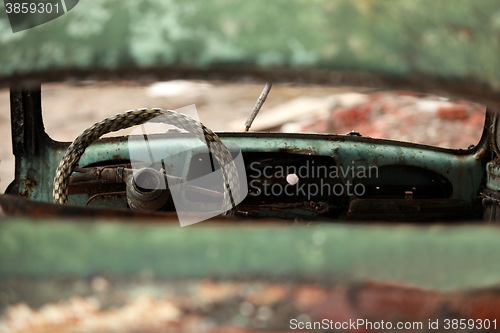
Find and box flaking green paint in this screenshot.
[1,0,500,88]
[1,220,500,291]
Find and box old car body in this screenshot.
[1,0,500,332]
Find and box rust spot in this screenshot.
[0,194,290,224]
[19,178,37,198]
[294,282,500,332]
[280,144,318,155]
[0,193,175,222]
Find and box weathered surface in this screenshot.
[2,219,500,331]
[1,279,500,332]
[0,0,500,91]
[1,219,500,291]
[2,2,500,330]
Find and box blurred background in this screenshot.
[1,0,498,331]
[0,80,486,193]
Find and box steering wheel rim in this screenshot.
[52,108,238,214]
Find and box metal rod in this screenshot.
[86,191,126,207]
[245,82,272,132]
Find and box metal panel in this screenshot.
[2,219,500,291]
[0,0,499,93]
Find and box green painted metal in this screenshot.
[3,0,500,296]
[0,0,500,90]
[1,219,500,291]
[2,0,495,210]
[225,134,486,203]
[17,133,485,206]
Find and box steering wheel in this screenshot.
[52,108,238,213]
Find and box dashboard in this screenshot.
[62,132,484,222]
